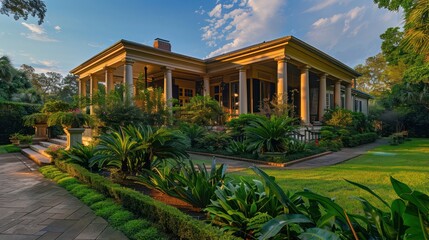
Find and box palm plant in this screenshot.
[403,0,429,58]
[140,158,227,209]
[244,116,297,153]
[179,123,207,148]
[122,124,189,169]
[176,95,224,125]
[91,128,142,178]
[64,143,99,171]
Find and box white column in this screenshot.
[105,67,114,93]
[79,78,87,111]
[89,74,98,115]
[275,56,288,104]
[334,80,341,108]
[300,65,310,124]
[203,75,210,96]
[346,83,353,111]
[318,73,327,121]
[238,67,248,114]
[124,59,134,105]
[163,67,173,106]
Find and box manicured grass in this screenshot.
[0,144,20,154]
[197,138,429,213]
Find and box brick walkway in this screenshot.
[0,153,127,240]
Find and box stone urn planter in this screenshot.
[63,127,85,150]
[33,123,48,143]
[47,110,94,150]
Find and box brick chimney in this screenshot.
[153,38,171,52]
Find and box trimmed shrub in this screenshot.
[120,219,151,236]
[134,227,166,240]
[90,199,117,211]
[81,192,106,205]
[95,204,123,219]
[54,161,238,240]
[108,210,134,227]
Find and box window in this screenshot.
[326,93,334,109]
[178,87,194,106]
[354,99,363,112]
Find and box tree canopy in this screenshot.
[0,0,46,24]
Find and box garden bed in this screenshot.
[188,147,330,167]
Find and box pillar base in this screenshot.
[63,127,85,150]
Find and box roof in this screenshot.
[352,88,373,99]
[71,35,361,79]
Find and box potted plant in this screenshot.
[9,133,21,145]
[48,109,94,150]
[23,113,49,143]
[17,134,33,148]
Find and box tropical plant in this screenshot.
[90,127,142,178]
[48,109,94,128]
[179,122,207,148]
[41,99,72,113]
[226,114,266,141]
[225,140,250,154]
[347,177,429,240]
[22,112,48,126]
[140,158,227,209]
[244,116,297,153]
[176,95,224,125]
[196,130,231,151]
[17,134,32,144]
[135,87,168,126]
[205,178,284,238]
[284,139,307,154]
[122,124,189,169]
[63,143,99,171]
[92,125,189,178]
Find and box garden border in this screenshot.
[53,160,239,240]
[187,150,332,167]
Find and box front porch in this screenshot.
[72,36,360,125]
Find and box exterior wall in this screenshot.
[353,96,369,115]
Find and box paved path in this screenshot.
[190,139,387,170]
[286,139,388,169]
[0,153,127,240]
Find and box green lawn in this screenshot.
[0,144,21,154]
[196,138,429,213]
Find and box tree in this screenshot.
[0,0,46,24]
[403,0,429,58]
[57,74,78,103]
[0,55,36,101]
[374,0,429,59]
[31,71,62,101]
[354,53,403,96]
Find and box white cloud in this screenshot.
[54,26,61,31]
[306,3,403,66]
[305,0,349,13]
[21,22,44,34]
[88,42,104,48]
[201,0,286,58]
[195,6,205,15]
[209,4,223,18]
[21,22,58,42]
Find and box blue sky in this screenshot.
[0,0,402,75]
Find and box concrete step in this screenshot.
[57,135,67,140]
[39,141,54,148]
[21,148,52,165]
[29,144,51,159]
[49,138,67,147]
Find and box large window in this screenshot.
[354,99,362,112]
[178,87,194,106]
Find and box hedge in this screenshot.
[342,132,378,147]
[0,101,41,144]
[54,160,238,240]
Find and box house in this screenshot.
[70,36,370,124]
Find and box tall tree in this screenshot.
[57,74,78,103]
[374,0,429,59]
[354,53,404,96]
[0,0,46,24]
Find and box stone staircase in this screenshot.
[21,135,67,165]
